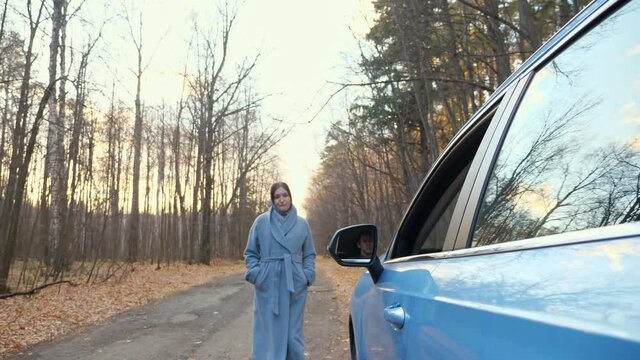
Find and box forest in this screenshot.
[0,0,283,294]
[0,0,589,295]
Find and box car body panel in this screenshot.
[351,234,640,359]
[431,236,640,358]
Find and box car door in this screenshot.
[353,80,525,359]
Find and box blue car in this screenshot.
[327,0,640,358]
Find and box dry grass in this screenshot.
[0,260,245,358]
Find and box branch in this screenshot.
[0,0,8,43]
[0,280,75,299]
[330,76,493,92]
[456,0,531,43]
[307,75,493,124]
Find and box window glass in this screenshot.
[390,109,494,259]
[414,167,466,255]
[420,191,461,254]
[473,1,640,246]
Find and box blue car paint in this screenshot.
[350,235,640,359]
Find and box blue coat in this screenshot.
[244,206,316,360]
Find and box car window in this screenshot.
[389,110,494,259]
[472,0,640,247]
[412,164,468,255]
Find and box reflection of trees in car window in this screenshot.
[416,168,465,254]
[390,110,493,259]
[473,1,640,246]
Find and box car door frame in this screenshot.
[382,82,508,261]
[381,0,626,261]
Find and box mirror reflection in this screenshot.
[333,225,377,263]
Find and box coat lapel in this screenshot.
[269,207,294,253]
[281,206,297,236]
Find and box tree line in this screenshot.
[305,0,590,252]
[0,1,282,294]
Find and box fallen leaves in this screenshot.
[315,256,363,341]
[0,257,358,359]
[0,261,245,358]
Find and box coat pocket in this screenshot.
[254,265,269,291]
[293,265,308,292]
[245,265,260,284]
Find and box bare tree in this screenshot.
[188,4,259,264]
[125,10,146,263]
[0,0,50,293]
[45,0,69,276]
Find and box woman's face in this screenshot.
[273,187,292,213]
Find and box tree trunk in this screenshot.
[199,133,212,264]
[518,0,541,53]
[0,1,47,293]
[485,0,511,84]
[48,0,68,275]
[127,13,144,263]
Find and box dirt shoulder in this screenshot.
[315,257,364,345]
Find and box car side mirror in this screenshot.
[327,224,384,283]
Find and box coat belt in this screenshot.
[261,254,303,315]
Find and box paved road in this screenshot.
[10,270,349,360]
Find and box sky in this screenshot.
[225,0,375,214]
[69,0,375,215]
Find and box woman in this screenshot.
[244,182,316,360]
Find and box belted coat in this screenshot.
[244,206,316,360]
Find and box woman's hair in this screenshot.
[270,182,292,202]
